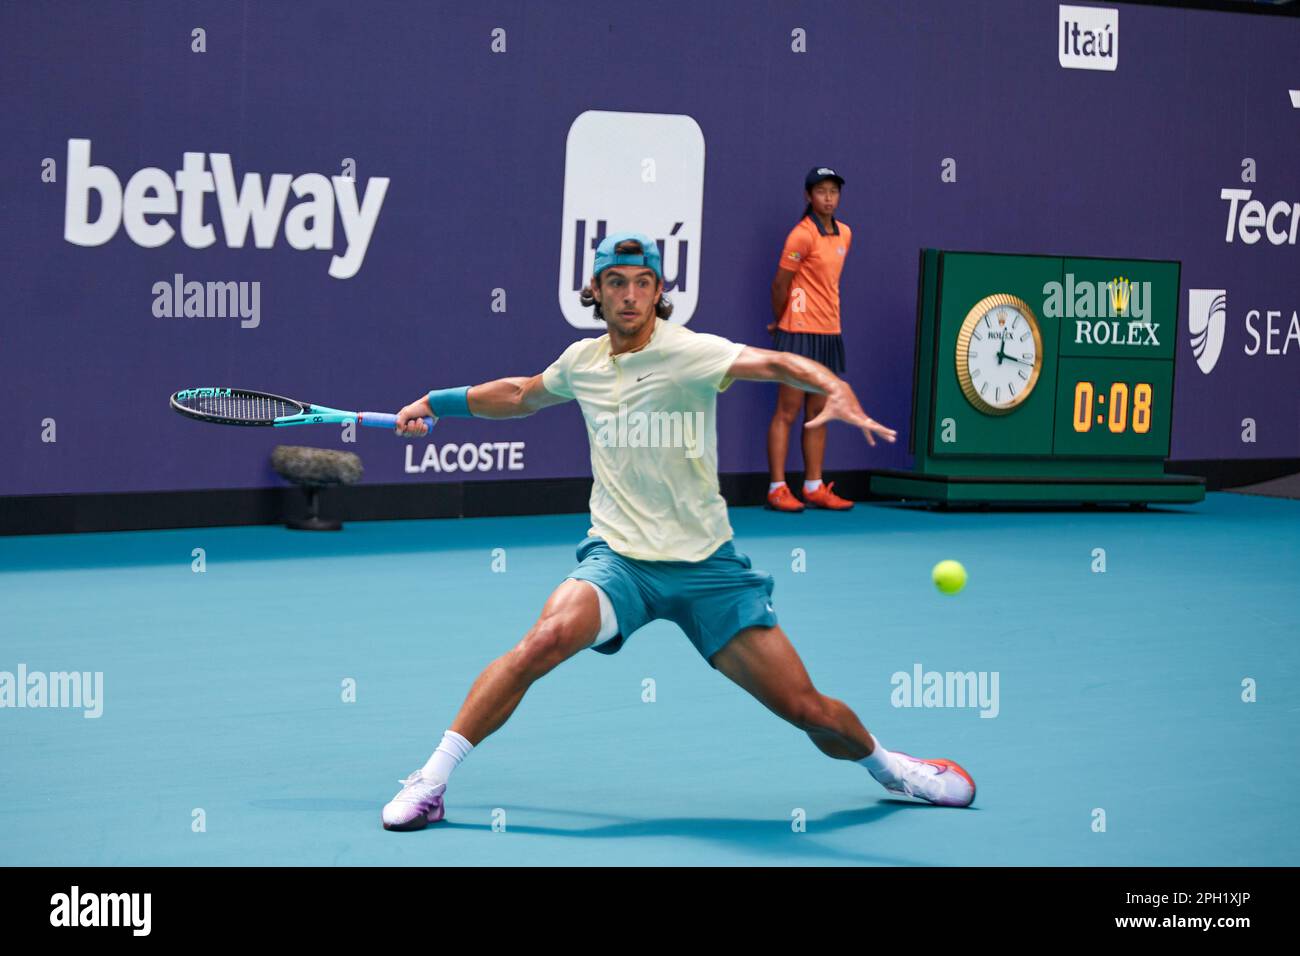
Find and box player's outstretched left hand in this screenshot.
[804,383,897,447]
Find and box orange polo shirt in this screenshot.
[776,214,852,334]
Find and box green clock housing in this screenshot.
[870,250,1205,505]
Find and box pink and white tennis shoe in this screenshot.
[381,771,446,831]
[874,752,976,808]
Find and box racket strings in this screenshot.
[181,391,299,423]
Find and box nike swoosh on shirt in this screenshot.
[636,373,656,382]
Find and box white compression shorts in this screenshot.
[580,580,619,646]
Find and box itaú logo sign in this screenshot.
[558,111,705,330]
[1059,4,1118,72]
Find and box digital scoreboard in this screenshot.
[870,250,1205,505]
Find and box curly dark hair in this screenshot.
[579,239,674,320]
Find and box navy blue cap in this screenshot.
[805,166,845,190]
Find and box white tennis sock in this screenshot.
[858,734,899,782]
[769,481,787,493]
[804,479,824,492]
[421,730,474,785]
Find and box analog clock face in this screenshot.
[955,294,1043,415]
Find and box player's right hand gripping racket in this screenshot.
[170,387,435,432]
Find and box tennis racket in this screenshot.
[170,387,435,432]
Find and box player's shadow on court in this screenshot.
[252,798,975,864]
[437,801,966,865]
[252,798,378,812]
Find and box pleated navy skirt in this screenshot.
[771,330,846,375]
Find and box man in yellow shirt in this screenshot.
[381,233,975,831]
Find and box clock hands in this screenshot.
[993,337,1033,368]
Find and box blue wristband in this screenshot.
[427,386,473,418]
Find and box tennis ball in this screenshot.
[932,560,967,595]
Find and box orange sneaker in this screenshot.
[803,481,854,510]
[766,483,805,512]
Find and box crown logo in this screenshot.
[1108,276,1131,316]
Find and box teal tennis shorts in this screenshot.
[566,535,779,665]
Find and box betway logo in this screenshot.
[1221,189,1300,246]
[63,139,389,278]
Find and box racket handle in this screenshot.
[358,412,436,432]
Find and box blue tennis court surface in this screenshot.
[2,493,1297,866]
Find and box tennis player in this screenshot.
[766,166,855,512]
[382,233,974,831]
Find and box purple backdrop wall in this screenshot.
[2,1,1297,496]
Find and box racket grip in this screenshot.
[358,412,436,433]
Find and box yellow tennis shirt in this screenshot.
[542,318,746,562]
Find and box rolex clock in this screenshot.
[954,294,1043,414]
[870,250,1204,506]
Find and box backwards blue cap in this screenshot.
[593,232,662,281]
